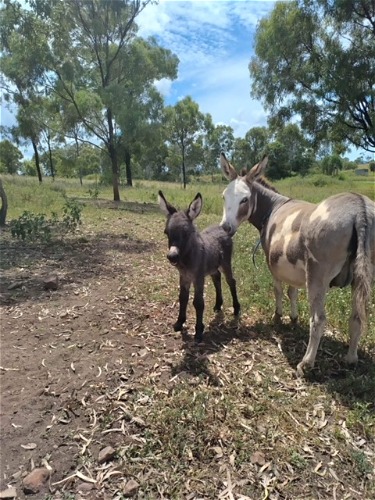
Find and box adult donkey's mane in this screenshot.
[255,176,280,194]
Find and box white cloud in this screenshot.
[138,1,276,137]
[154,77,173,97]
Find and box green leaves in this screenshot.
[250,0,375,153]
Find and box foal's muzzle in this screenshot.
[167,246,179,266]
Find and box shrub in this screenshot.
[10,198,82,243]
[312,176,328,187]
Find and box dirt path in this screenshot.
[1,206,374,499]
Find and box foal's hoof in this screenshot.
[173,321,184,332]
[194,326,204,343]
[194,334,204,344]
[234,306,241,317]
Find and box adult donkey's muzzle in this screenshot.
[167,246,179,266]
[221,221,235,237]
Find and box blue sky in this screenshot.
[0,0,276,152]
[137,0,276,138]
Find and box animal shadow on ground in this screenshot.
[170,312,257,386]
[171,313,375,409]
[255,319,375,409]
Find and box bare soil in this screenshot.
[1,201,374,500]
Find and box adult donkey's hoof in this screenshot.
[272,312,283,325]
[296,359,314,378]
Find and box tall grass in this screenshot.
[4,171,373,219]
[2,172,374,347]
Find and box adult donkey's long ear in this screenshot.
[246,155,268,183]
[220,152,238,181]
[187,193,202,220]
[158,190,177,216]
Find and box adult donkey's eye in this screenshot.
[240,197,248,204]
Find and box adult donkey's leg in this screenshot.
[344,279,368,364]
[221,263,241,316]
[174,274,191,332]
[211,271,223,312]
[297,266,329,376]
[273,279,283,324]
[287,286,298,324]
[193,276,205,342]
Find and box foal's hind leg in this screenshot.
[193,276,205,342]
[221,263,241,316]
[211,271,223,312]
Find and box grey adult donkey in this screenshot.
[220,153,375,375]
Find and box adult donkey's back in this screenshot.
[220,153,374,376]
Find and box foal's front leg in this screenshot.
[174,274,191,332]
[221,263,241,316]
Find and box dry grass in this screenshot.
[0,177,374,499]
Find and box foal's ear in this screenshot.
[246,155,268,183]
[187,193,202,220]
[158,190,177,216]
[220,152,238,181]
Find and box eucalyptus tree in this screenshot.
[231,137,252,170]
[203,123,234,177]
[0,139,23,174]
[244,126,269,166]
[114,37,178,186]
[39,0,159,200]
[272,123,312,176]
[250,0,375,153]
[0,0,50,182]
[165,96,208,188]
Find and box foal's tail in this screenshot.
[353,196,373,326]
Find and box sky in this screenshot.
[137,0,276,138]
[0,0,276,156]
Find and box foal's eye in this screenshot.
[240,197,248,204]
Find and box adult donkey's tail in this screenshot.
[346,195,374,363]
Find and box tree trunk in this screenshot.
[106,109,120,201]
[32,140,43,183]
[74,134,83,186]
[125,148,132,187]
[47,135,55,180]
[0,179,8,226]
[109,143,120,201]
[182,144,187,189]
